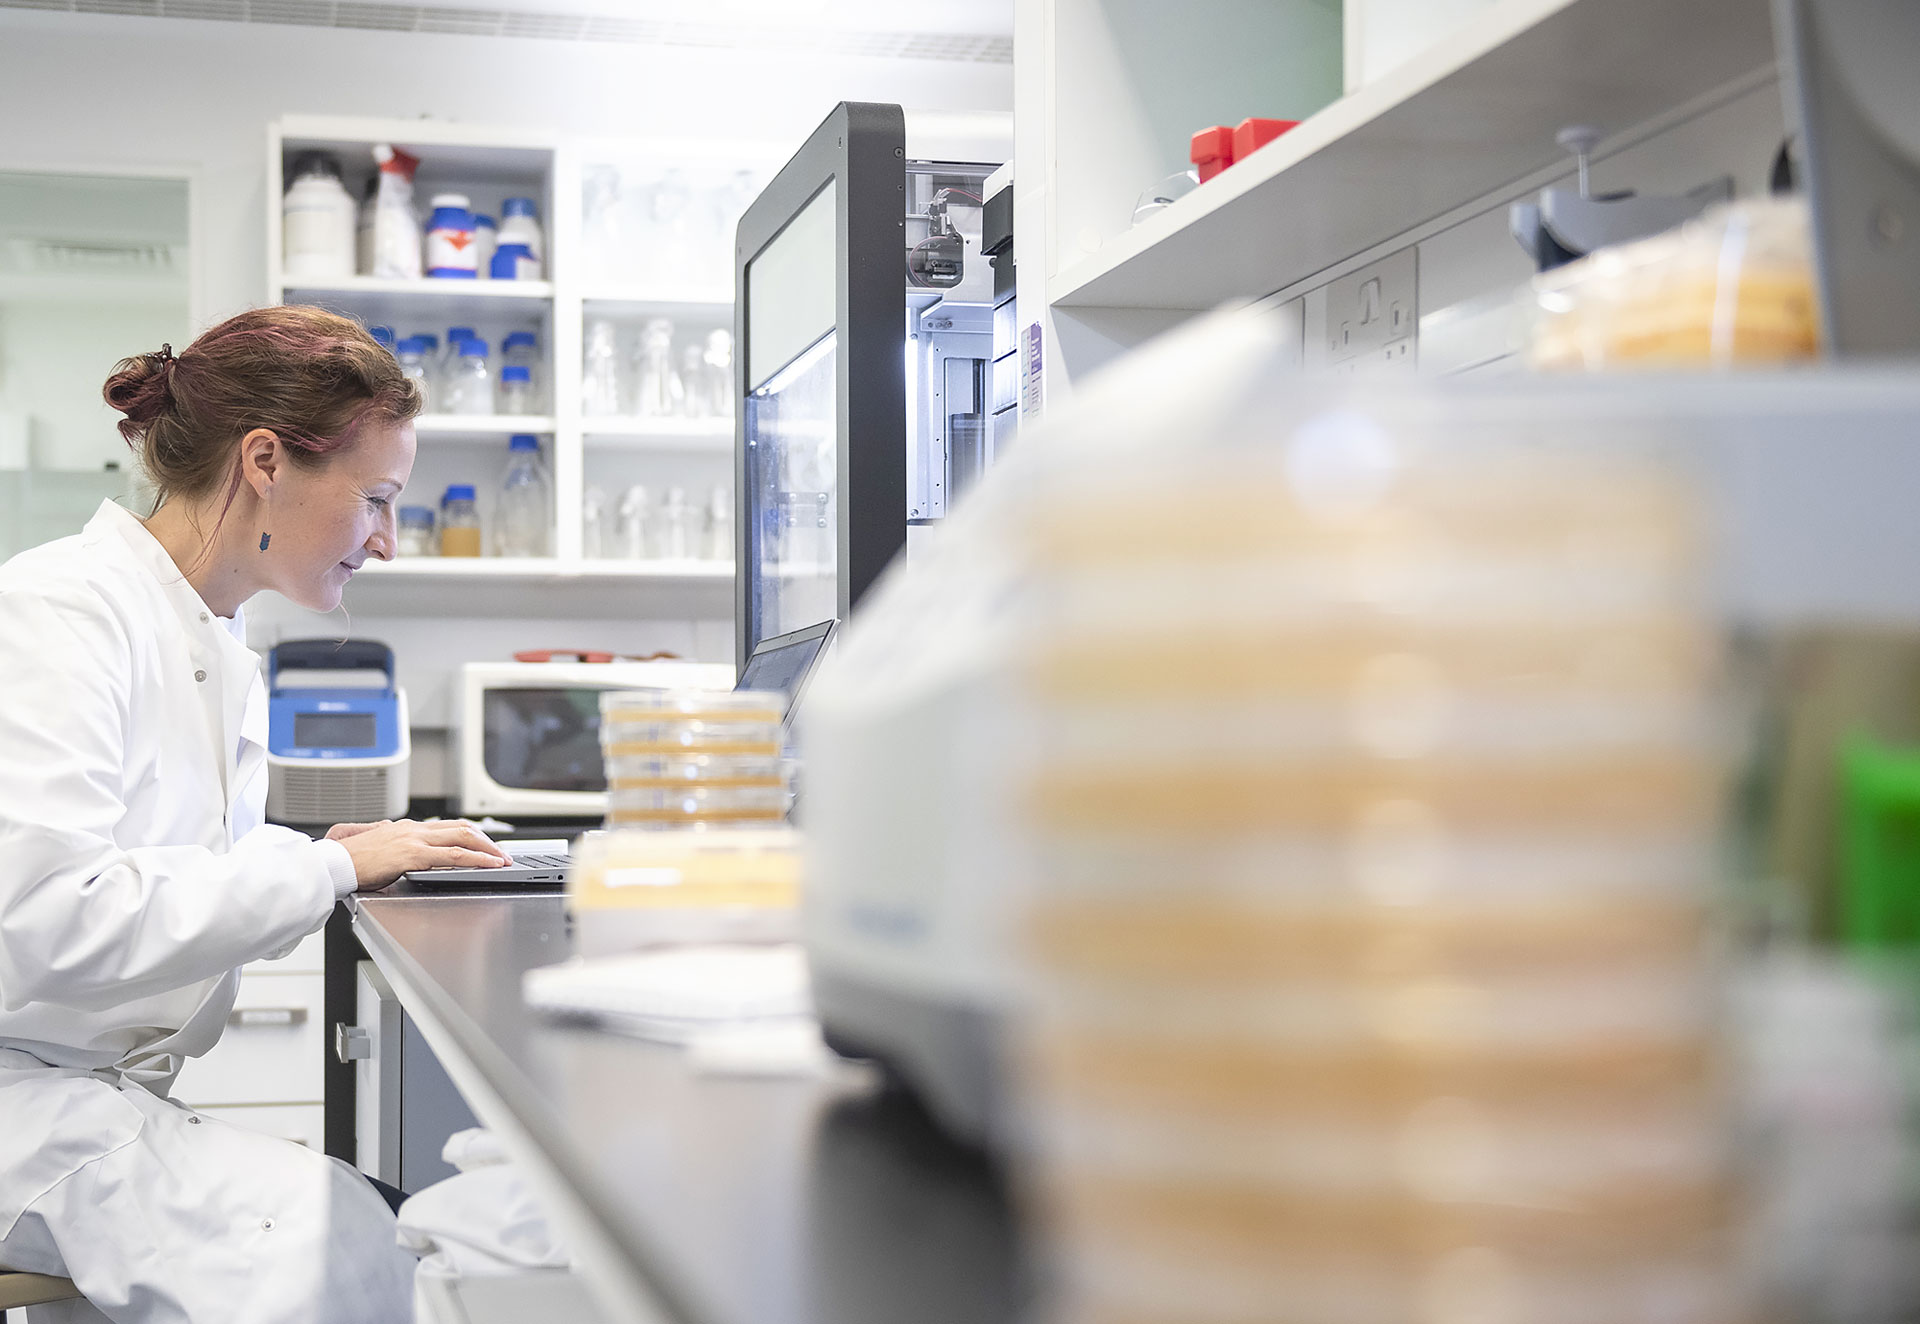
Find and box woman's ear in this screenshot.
[238,428,283,499]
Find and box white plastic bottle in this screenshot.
[367,144,422,279]
[425,194,479,279]
[447,338,493,416]
[496,197,545,274]
[495,434,552,557]
[282,152,356,281]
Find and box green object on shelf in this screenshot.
[1840,734,1920,947]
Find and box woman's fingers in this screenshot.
[424,823,511,860]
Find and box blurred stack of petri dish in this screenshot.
[599,689,789,829]
[1011,414,1739,1324]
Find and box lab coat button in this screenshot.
[187,1115,201,1125]
[262,1217,275,1231]
[194,669,207,683]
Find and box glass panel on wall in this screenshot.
[0,171,189,560]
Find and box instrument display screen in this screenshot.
[293,712,377,749]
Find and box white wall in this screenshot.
[0,10,1011,799]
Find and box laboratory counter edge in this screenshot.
[345,891,1029,1324]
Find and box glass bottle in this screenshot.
[582,319,622,417]
[496,365,534,415]
[700,329,734,420]
[677,343,708,418]
[658,485,692,561]
[396,505,436,558]
[395,337,432,410]
[447,338,493,415]
[644,169,692,288]
[630,318,681,417]
[501,332,543,411]
[616,484,652,560]
[439,485,482,558]
[494,435,551,557]
[582,484,609,560]
[704,484,732,563]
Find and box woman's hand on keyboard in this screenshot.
[329,818,511,890]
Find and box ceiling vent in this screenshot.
[3,0,1014,62]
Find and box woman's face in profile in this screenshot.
[268,419,416,612]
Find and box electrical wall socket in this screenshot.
[1323,247,1417,372]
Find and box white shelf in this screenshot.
[356,557,733,582]
[1045,0,1773,311]
[281,276,552,300]
[269,116,765,610]
[581,417,732,450]
[581,287,732,317]
[415,414,557,437]
[278,277,554,324]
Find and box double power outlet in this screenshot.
[1313,247,1418,374]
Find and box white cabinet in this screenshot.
[172,929,327,1115]
[171,971,326,1107]
[1016,0,1778,393]
[267,117,785,615]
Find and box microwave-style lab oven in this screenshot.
[454,661,736,818]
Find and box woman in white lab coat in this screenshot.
[0,305,510,1323]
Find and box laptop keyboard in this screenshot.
[511,853,570,869]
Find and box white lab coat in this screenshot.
[0,500,416,1323]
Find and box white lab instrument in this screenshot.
[453,659,735,818]
[264,638,411,825]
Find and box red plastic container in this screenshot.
[1231,117,1300,162]
[1189,125,1235,182]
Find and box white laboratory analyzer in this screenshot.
[265,638,411,826]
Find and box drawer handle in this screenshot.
[335,1024,371,1063]
[229,1007,308,1028]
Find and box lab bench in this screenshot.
[346,892,1027,1324]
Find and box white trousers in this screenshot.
[0,1081,415,1324]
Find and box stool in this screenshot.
[1841,734,1920,946]
[0,1271,82,1316]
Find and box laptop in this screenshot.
[399,621,836,888]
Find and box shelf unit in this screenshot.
[413,414,556,438]
[267,116,782,612]
[1019,0,1777,384]
[355,557,731,582]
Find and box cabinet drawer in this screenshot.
[172,973,325,1107]
[193,1103,325,1150]
[251,929,326,974]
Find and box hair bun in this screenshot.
[102,350,178,443]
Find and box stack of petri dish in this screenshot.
[598,689,789,830]
[1011,409,1739,1324]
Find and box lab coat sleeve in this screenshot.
[0,589,339,1013]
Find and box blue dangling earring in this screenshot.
[259,532,271,551]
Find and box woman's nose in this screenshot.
[368,509,397,561]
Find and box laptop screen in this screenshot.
[737,620,835,724]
